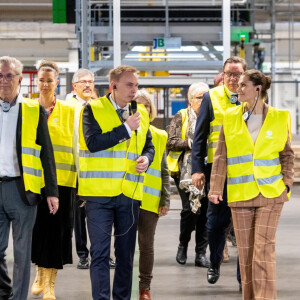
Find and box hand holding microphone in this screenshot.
[125,112,140,131]
[125,100,140,132]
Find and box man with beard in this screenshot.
[68,69,116,270]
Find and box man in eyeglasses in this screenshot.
[67,69,116,270]
[70,68,95,107]
[192,56,247,286]
[0,56,58,300]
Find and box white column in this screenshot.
[113,0,121,68]
[81,0,88,68]
[222,0,231,63]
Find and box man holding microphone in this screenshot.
[78,65,154,300]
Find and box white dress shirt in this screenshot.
[74,94,89,107]
[0,95,23,177]
[108,95,132,137]
[70,94,90,173]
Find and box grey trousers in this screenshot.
[0,179,36,300]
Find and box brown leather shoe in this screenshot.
[139,289,151,300]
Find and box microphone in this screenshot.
[131,100,137,114]
[131,100,138,134]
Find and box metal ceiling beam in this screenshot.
[94,76,217,88]
[89,60,223,73]
[89,0,248,5]
[91,24,222,44]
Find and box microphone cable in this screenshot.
[91,99,141,237]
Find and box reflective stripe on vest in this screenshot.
[167,108,188,172]
[21,99,43,194]
[224,105,290,202]
[78,96,149,200]
[144,185,161,197]
[141,125,168,214]
[227,154,253,165]
[207,85,237,163]
[79,150,127,159]
[254,157,280,166]
[47,100,76,187]
[80,170,125,179]
[23,166,42,177]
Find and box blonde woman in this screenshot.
[31,61,77,300]
[134,89,170,300]
[167,82,210,268]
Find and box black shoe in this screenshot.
[109,257,116,269]
[195,253,210,268]
[207,266,220,284]
[77,257,89,269]
[3,292,13,300]
[176,244,187,265]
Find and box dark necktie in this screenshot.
[117,108,125,122]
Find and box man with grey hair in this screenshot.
[67,69,116,270]
[0,56,58,300]
[67,68,94,270]
[68,68,95,108]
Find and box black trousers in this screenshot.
[205,164,241,282]
[174,177,208,254]
[74,196,89,259]
[205,164,231,267]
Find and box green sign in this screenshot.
[231,26,253,43]
[53,0,66,23]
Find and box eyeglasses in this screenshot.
[0,73,19,81]
[224,72,243,79]
[193,95,203,101]
[76,80,94,85]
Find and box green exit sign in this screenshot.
[231,26,253,43]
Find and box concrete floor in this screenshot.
[6,184,300,300]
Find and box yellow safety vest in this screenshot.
[21,98,43,194]
[167,108,188,172]
[47,100,77,188]
[66,96,78,106]
[207,85,237,163]
[66,96,87,115]
[224,105,290,203]
[141,125,168,214]
[78,95,150,201]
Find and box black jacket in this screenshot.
[191,91,214,176]
[16,103,58,205]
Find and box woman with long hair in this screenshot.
[134,89,170,300]
[31,61,77,300]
